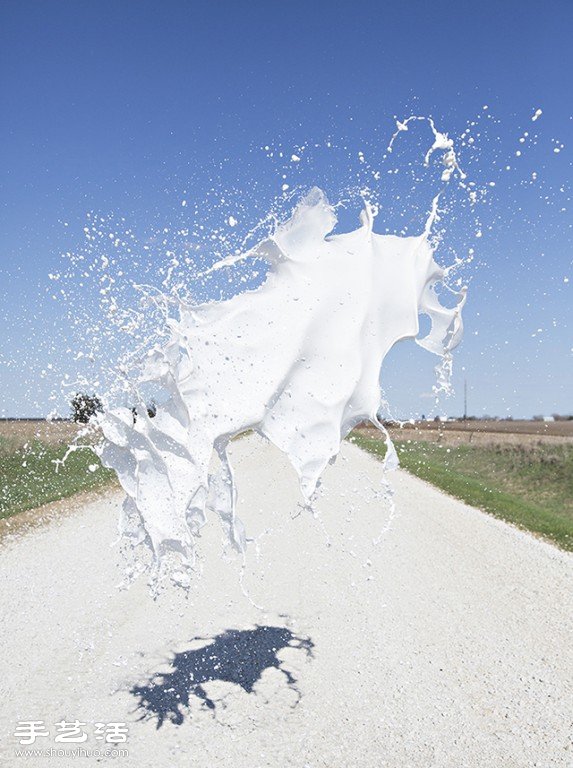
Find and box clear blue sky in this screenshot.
[1,0,571,418]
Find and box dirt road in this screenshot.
[1,436,571,767]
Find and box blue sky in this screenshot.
[0,0,571,418]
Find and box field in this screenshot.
[2,419,572,553]
[0,419,82,450]
[383,419,573,447]
[0,420,115,521]
[351,421,573,551]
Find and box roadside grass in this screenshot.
[349,433,573,552]
[0,439,115,520]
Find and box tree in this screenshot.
[70,393,103,424]
[131,401,157,423]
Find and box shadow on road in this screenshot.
[131,625,314,727]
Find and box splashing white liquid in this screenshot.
[96,177,465,580]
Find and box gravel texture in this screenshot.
[1,435,571,767]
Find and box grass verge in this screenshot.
[0,439,115,521]
[349,432,573,552]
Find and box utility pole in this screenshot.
[463,377,468,421]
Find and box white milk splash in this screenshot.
[96,124,467,582]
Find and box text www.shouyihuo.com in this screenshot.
[15,747,129,759]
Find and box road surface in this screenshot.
[1,436,571,767]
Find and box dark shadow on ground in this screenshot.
[131,625,314,727]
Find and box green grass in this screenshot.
[0,439,115,520]
[349,433,573,552]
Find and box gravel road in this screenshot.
[1,435,571,767]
